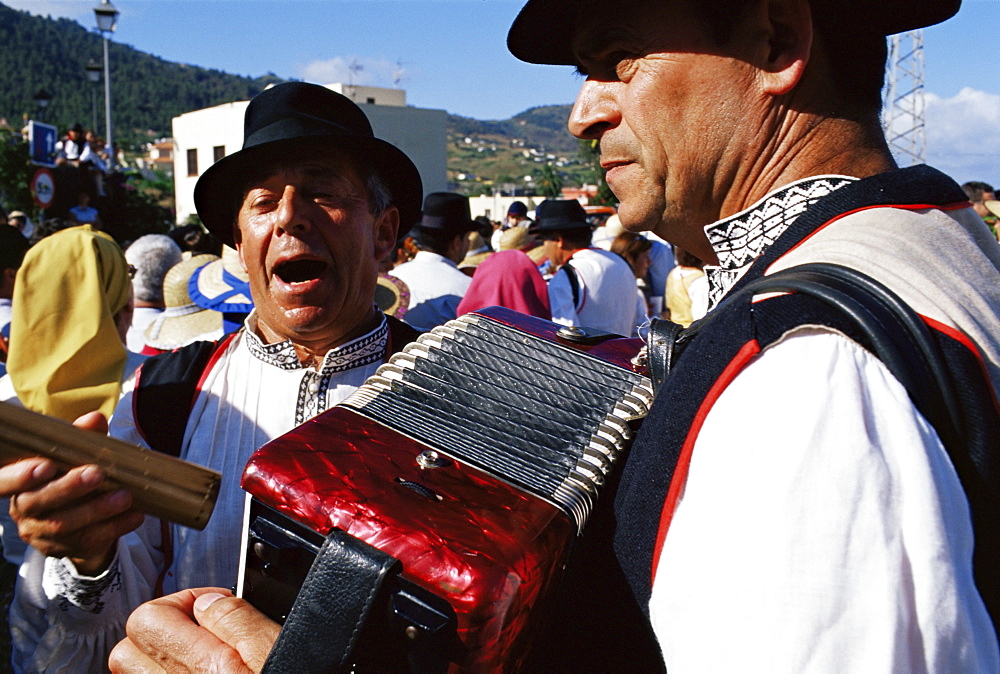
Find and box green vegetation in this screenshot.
[0,2,614,212]
[447,104,614,199]
[0,3,278,150]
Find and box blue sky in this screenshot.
[7,0,999,182]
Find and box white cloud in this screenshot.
[296,57,409,89]
[3,1,91,22]
[888,87,1000,183]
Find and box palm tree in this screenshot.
[536,163,564,198]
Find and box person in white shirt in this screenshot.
[388,192,479,330]
[0,82,424,672]
[535,199,645,336]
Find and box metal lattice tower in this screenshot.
[883,30,927,166]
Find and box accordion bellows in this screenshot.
[241,307,653,668]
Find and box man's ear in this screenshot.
[373,207,400,261]
[753,0,812,96]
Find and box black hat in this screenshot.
[508,200,528,217]
[0,226,30,270]
[194,82,423,247]
[416,192,479,234]
[529,199,590,234]
[508,0,962,65]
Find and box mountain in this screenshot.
[0,3,592,190]
[0,3,279,146]
[447,104,594,193]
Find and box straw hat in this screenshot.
[984,200,1000,218]
[188,246,254,313]
[375,273,410,319]
[458,231,492,272]
[145,254,224,351]
[499,224,548,264]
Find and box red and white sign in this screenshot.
[30,168,55,209]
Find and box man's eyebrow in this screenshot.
[572,26,638,72]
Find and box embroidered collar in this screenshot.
[702,175,857,309]
[243,311,389,373]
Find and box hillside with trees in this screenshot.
[0,3,280,147]
[0,3,612,231]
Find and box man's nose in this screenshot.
[274,185,312,235]
[568,79,619,140]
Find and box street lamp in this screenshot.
[33,89,52,123]
[94,0,119,169]
[85,58,102,132]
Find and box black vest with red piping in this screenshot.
[613,165,1000,632]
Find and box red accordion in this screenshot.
[238,307,652,670]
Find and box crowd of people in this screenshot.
[0,0,996,669]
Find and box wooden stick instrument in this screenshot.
[0,401,220,530]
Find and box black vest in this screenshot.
[614,166,1000,642]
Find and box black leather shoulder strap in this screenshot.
[561,262,581,308]
[262,530,400,673]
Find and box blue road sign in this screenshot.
[28,121,59,167]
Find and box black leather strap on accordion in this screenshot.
[262,529,400,673]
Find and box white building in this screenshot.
[172,83,447,226]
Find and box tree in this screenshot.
[0,128,36,217]
[578,139,618,207]
[535,163,564,198]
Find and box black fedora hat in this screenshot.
[194,82,423,247]
[508,0,962,65]
[529,199,591,234]
[416,192,479,234]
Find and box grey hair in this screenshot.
[364,170,393,218]
[125,234,183,304]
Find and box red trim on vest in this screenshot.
[922,314,1000,415]
[195,332,239,395]
[650,339,761,584]
[131,365,150,447]
[154,518,173,598]
[767,202,971,275]
[139,332,237,596]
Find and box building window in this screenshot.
[366,97,376,104]
[187,148,198,177]
[213,145,225,164]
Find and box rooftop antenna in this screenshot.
[883,30,926,166]
[348,59,364,86]
[393,60,409,88]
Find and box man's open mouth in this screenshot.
[273,259,327,284]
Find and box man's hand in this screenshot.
[0,411,145,575]
[109,588,281,672]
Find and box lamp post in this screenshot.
[33,89,52,123]
[85,58,102,132]
[94,0,119,169]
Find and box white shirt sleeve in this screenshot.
[649,328,999,672]
[548,267,580,327]
[10,384,166,673]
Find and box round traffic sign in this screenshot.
[31,168,56,209]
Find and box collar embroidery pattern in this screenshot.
[703,176,856,309]
[245,317,389,374]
